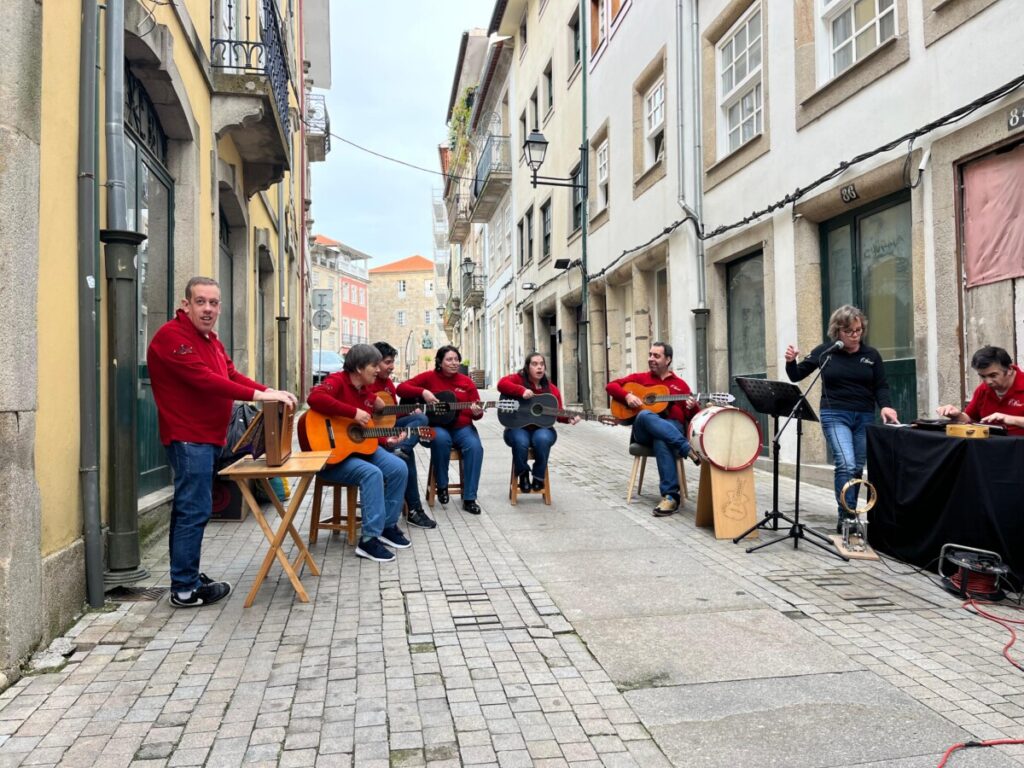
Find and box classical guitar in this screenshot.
[610,383,735,423]
[401,389,517,428]
[374,390,427,428]
[299,411,435,465]
[497,393,617,429]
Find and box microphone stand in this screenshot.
[745,345,848,560]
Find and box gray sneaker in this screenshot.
[406,507,437,529]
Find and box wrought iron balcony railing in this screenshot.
[462,272,486,309]
[305,92,330,161]
[473,134,511,198]
[210,0,292,146]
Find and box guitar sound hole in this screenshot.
[347,424,363,442]
[531,403,544,416]
[644,396,657,405]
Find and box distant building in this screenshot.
[369,256,448,378]
[310,235,370,355]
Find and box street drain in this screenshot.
[446,591,502,630]
[108,586,168,602]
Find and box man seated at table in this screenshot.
[371,341,436,530]
[307,343,410,563]
[937,345,1024,435]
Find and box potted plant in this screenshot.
[459,358,470,375]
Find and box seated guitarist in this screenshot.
[397,345,485,515]
[498,353,579,494]
[307,343,410,563]
[371,341,436,530]
[607,342,700,517]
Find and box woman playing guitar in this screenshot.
[306,344,411,563]
[397,345,485,515]
[497,353,579,494]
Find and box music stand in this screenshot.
[732,376,847,561]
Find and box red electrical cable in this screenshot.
[963,599,1024,671]
[937,738,1024,767]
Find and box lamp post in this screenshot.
[522,129,591,412]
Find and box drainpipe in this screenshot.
[78,0,104,608]
[677,0,709,392]
[577,0,592,411]
[102,0,147,584]
[277,183,288,391]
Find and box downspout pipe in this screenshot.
[78,0,104,608]
[102,0,147,582]
[277,182,288,391]
[577,0,592,412]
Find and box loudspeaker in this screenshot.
[211,478,246,522]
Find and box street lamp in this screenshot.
[521,129,592,411]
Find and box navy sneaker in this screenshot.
[406,507,437,529]
[378,526,411,549]
[355,537,395,562]
[169,579,232,608]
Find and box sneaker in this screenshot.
[436,487,450,505]
[355,537,395,562]
[393,448,410,461]
[531,477,546,492]
[652,496,680,517]
[518,471,531,493]
[378,526,411,549]
[406,507,437,529]
[463,500,482,515]
[169,579,232,608]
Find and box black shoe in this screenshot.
[378,526,411,549]
[436,487,449,505]
[355,537,396,562]
[531,477,546,492]
[463,500,482,515]
[518,471,531,493]
[169,579,232,608]
[406,507,436,529]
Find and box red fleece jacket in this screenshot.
[397,370,482,430]
[606,370,699,424]
[497,374,569,425]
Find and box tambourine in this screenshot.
[838,478,876,516]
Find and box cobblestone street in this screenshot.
[2,412,1024,767]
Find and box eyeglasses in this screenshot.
[840,327,863,336]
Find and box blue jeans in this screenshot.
[430,424,483,500]
[166,441,219,593]
[319,447,407,539]
[394,413,429,508]
[631,411,691,500]
[819,409,872,516]
[503,427,557,480]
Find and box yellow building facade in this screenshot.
[0,0,331,683]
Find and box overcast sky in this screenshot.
[309,2,488,267]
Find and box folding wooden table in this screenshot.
[218,451,331,608]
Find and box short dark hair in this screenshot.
[651,341,673,362]
[374,341,398,359]
[343,343,382,373]
[434,344,461,372]
[971,346,1012,371]
[185,276,219,300]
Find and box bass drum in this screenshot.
[687,406,762,471]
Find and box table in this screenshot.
[866,426,1024,581]
[218,451,331,607]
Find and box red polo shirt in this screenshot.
[397,370,481,430]
[964,364,1024,436]
[606,370,699,425]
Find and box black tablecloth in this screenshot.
[866,426,1024,581]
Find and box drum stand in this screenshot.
[733,374,848,562]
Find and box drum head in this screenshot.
[688,406,762,471]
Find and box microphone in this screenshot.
[822,340,845,355]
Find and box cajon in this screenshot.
[694,463,757,540]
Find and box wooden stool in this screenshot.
[509,448,552,506]
[308,477,361,546]
[425,448,463,508]
[626,443,689,503]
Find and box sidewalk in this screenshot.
[1,410,1023,767]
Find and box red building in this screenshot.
[310,235,370,355]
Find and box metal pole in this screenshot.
[577,0,592,411]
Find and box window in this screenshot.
[540,200,552,259]
[359,288,365,305]
[342,283,349,301]
[397,279,407,296]
[343,317,350,335]
[518,218,526,268]
[590,0,608,54]
[568,10,581,69]
[571,164,584,231]
[530,89,539,130]
[596,140,609,211]
[644,79,665,168]
[823,0,897,77]
[519,110,528,155]
[359,321,366,340]
[526,207,535,263]
[397,310,407,326]
[425,310,433,325]
[424,279,434,296]
[544,61,554,115]
[719,5,763,155]
[519,11,528,51]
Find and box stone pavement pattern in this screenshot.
[1,406,1023,767]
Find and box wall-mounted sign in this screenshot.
[840,184,859,204]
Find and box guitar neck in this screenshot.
[651,393,699,403]
[379,403,420,415]
[359,426,413,438]
[441,400,495,411]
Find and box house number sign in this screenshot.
[840,184,859,204]
[1008,102,1024,131]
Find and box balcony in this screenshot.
[461,262,485,309]
[305,92,330,162]
[446,192,471,244]
[443,295,461,330]
[210,0,293,197]
[470,134,511,222]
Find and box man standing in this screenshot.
[937,345,1024,435]
[148,277,297,607]
[370,341,436,529]
[607,342,699,516]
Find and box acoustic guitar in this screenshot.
[497,393,617,429]
[610,383,735,424]
[299,411,435,465]
[374,390,428,428]
[401,389,517,427]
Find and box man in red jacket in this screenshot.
[148,277,297,607]
[607,342,699,516]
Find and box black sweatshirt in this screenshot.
[785,342,893,413]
